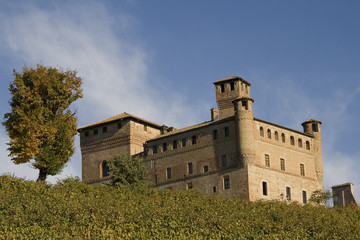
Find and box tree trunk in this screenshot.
[37,169,47,182]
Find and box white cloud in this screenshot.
[0,1,205,182]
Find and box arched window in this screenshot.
[281,133,285,143]
[260,127,264,137]
[102,161,109,177]
[290,136,295,145]
[267,129,271,139]
[306,141,310,150]
[298,139,302,148]
[274,131,279,141]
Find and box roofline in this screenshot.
[332,182,354,189]
[213,76,251,86]
[77,113,162,132]
[254,118,314,138]
[146,116,235,142]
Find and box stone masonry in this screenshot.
[78,76,324,203]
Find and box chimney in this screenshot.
[211,108,219,121]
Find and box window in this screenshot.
[306,141,310,150]
[173,140,178,150]
[312,123,318,132]
[300,164,305,176]
[302,191,307,204]
[223,176,230,189]
[280,158,285,171]
[192,136,197,145]
[203,165,209,173]
[187,182,193,189]
[286,187,291,201]
[221,155,227,167]
[260,127,264,137]
[144,125,148,131]
[188,162,193,175]
[163,143,167,152]
[230,82,235,91]
[245,85,248,93]
[93,129,98,135]
[262,181,268,196]
[220,84,225,93]
[242,101,248,110]
[224,127,229,137]
[182,138,186,147]
[213,186,217,193]
[166,168,171,179]
[265,154,270,167]
[281,133,285,143]
[152,145,158,154]
[290,136,295,145]
[117,122,122,129]
[241,83,244,91]
[274,131,279,141]
[298,139,302,148]
[213,130,218,140]
[102,161,109,177]
[84,131,89,137]
[102,126,107,133]
[267,129,271,139]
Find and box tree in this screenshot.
[107,154,148,186]
[2,65,82,181]
[309,189,332,206]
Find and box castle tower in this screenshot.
[213,76,251,119]
[233,97,255,167]
[302,119,323,188]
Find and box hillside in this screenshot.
[0,175,359,239]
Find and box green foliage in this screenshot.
[0,175,360,239]
[2,65,83,181]
[107,154,148,186]
[309,189,332,205]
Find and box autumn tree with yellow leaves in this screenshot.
[3,65,83,181]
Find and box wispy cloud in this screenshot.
[0,1,205,182]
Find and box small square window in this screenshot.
[144,125,148,131]
[192,136,197,145]
[188,162,193,175]
[93,129,98,135]
[262,181,268,196]
[221,155,227,167]
[102,126,107,133]
[84,131,89,137]
[187,182,193,189]
[224,176,230,190]
[224,127,229,137]
[302,191,307,204]
[220,84,225,93]
[213,130,218,140]
[152,145,158,154]
[182,138,186,147]
[166,168,171,179]
[265,154,270,167]
[286,187,291,201]
[230,82,235,91]
[203,165,209,173]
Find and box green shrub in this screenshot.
[0,175,359,239]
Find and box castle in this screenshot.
[78,76,324,203]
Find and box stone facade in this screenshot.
[78,76,324,203]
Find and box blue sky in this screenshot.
[0,0,359,200]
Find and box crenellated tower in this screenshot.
[213,76,251,119]
[302,119,323,188]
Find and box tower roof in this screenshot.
[213,76,251,86]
